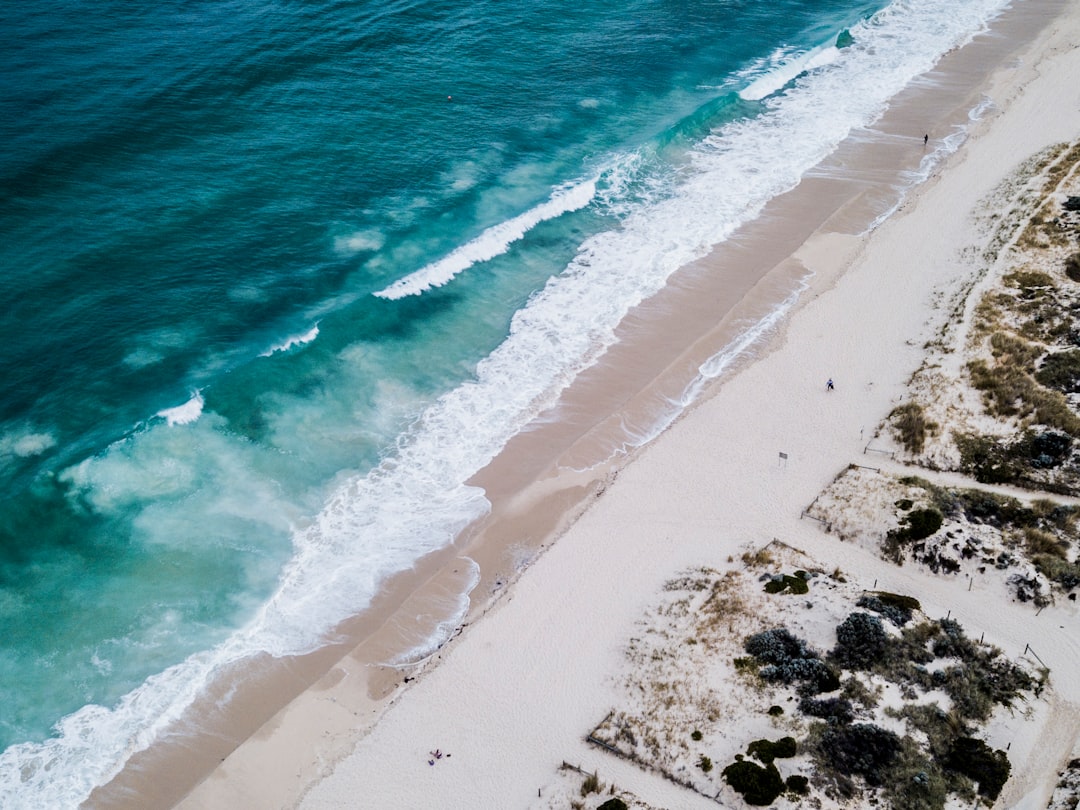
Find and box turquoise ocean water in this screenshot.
[1,0,1014,803]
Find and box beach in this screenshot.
[84,0,1080,807]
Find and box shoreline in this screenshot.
[89,0,1079,806]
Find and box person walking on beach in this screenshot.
[826,378,834,391]
[923,133,929,146]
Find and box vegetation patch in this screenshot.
[746,736,797,764]
[744,627,840,694]
[883,507,943,563]
[891,401,938,455]
[945,737,1011,801]
[830,612,888,670]
[763,570,810,595]
[817,722,901,786]
[722,759,785,806]
[856,592,920,626]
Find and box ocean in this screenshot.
[0,0,1016,804]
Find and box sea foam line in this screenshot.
[738,43,844,102]
[373,178,598,300]
[156,391,204,427]
[260,324,320,356]
[0,0,1014,806]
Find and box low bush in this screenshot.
[785,774,809,795]
[903,508,944,541]
[698,754,713,773]
[1036,350,1080,393]
[1066,251,1080,282]
[764,571,810,595]
[831,612,888,671]
[597,799,628,810]
[945,737,1011,800]
[745,627,813,665]
[857,592,919,626]
[817,723,901,786]
[746,737,797,764]
[722,759,785,806]
[799,696,854,724]
[891,401,937,455]
[746,627,839,693]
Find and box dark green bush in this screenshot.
[763,572,810,595]
[1037,351,1080,392]
[598,799,628,810]
[698,754,713,773]
[785,774,809,795]
[691,729,702,741]
[799,696,854,724]
[1066,251,1080,282]
[857,593,917,626]
[945,737,1011,800]
[818,723,901,786]
[722,759,785,806]
[767,705,784,716]
[746,737,797,764]
[903,508,944,541]
[745,627,838,693]
[746,627,812,665]
[831,612,888,670]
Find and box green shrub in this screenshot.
[767,705,784,716]
[746,737,797,764]
[831,612,888,670]
[904,508,944,541]
[746,627,838,693]
[799,696,854,724]
[691,729,703,741]
[722,759,785,806]
[698,754,713,773]
[764,573,810,595]
[1036,350,1080,392]
[785,774,809,795]
[817,723,901,786]
[597,800,628,810]
[945,738,1011,800]
[857,592,919,626]
[1065,251,1080,283]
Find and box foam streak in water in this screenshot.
[156,392,204,426]
[373,179,598,299]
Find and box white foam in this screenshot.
[373,178,598,299]
[738,43,842,102]
[260,324,320,356]
[156,392,204,426]
[0,429,57,458]
[335,230,385,254]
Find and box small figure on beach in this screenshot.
[826,378,834,391]
[923,133,929,146]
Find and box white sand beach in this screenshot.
[119,1,1080,807]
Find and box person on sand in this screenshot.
[924,133,929,146]
[826,378,834,391]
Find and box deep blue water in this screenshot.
[0,0,1013,803]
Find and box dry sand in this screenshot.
[147,1,1080,808]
